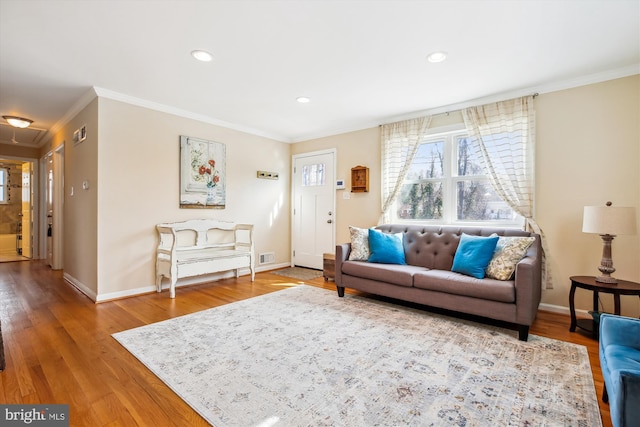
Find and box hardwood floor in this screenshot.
[0,261,611,426]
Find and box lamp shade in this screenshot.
[582,205,637,235]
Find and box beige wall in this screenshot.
[96,98,291,300]
[536,75,640,316]
[0,144,40,159]
[292,75,640,316]
[39,98,100,296]
[6,74,639,315]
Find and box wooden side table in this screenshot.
[323,253,335,281]
[569,275,640,338]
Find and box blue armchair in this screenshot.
[599,313,640,427]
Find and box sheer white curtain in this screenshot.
[462,96,552,289]
[379,116,432,224]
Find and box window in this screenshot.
[395,131,521,226]
[0,168,8,204]
[302,163,325,186]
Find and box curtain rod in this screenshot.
[381,92,540,124]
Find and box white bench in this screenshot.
[155,219,254,298]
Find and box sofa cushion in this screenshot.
[342,261,426,287]
[348,226,370,261]
[413,269,515,303]
[486,236,535,280]
[368,229,406,265]
[451,234,499,279]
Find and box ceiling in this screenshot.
[1,0,638,147]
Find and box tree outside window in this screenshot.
[395,132,520,225]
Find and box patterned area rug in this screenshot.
[271,266,323,281]
[113,285,602,427]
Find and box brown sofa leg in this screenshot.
[518,325,529,341]
[337,286,345,297]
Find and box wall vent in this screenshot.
[259,252,275,265]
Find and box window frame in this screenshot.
[393,128,523,228]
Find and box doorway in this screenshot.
[41,145,64,270]
[0,158,35,262]
[291,149,336,270]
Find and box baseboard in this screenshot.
[255,262,290,272]
[76,263,315,303]
[64,273,97,302]
[94,267,273,303]
[539,302,589,317]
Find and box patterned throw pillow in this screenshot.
[348,226,370,261]
[485,236,536,280]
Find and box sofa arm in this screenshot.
[513,252,542,326]
[335,243,350,287]
[600,314,640,351]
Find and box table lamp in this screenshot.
[582,202,637,283]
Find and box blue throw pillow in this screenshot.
[368,228,406,265]
[451,234,499,279]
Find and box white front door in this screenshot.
[292,150,336,270]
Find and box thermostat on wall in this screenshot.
[336,179,345,190]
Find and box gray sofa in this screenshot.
[335,224,542,341]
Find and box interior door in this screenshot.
[44,153,53,266]
[20,161,32,258]
[292,150,335,269]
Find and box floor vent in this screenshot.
[259,252,275,265]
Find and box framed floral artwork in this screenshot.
[179,135,226,209]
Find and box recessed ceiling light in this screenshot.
[191,50,213,62]
[427,51,448,63]
[296,97,310,103]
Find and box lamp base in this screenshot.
[595,234,618,284]
[595,274,618,284]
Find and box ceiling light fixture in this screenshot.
[3,115,33,128]
[191,50,213,62]
[296,97,310,103]
[427,51,448,63]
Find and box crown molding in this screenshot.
[92,87,289,142]
[377,64,640,128]
[43,64,640,146]
[40,87,99,147]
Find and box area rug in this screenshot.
[271,266,323,281]
[113,285,602,427]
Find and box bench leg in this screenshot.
[170,277,177,299]
[155,275,163,293]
